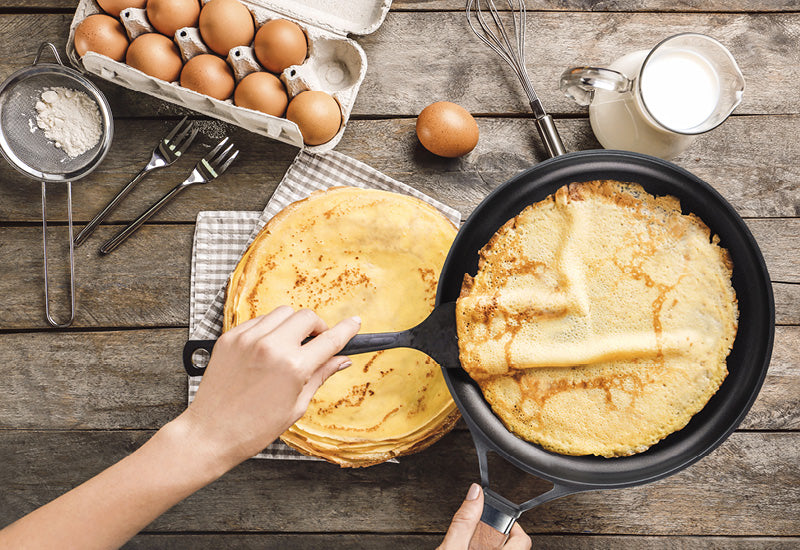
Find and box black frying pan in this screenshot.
[183,149,774,537]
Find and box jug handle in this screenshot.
[559,66,633,106]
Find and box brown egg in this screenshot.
[97,0,146,18]
[254,19,307,74]
[180,54,235,100]
[147,0,201,38]
[234,72,288,116]
[199,0,255,56]
[286,91,341,146]
[74,14,129,61]
[126,33,184,82]
[416,101,479,158]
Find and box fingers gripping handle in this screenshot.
[469,520,509,550]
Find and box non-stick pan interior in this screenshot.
[437,150,774,490]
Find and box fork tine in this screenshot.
[172,126,199,157]
[214,149,239,176]
[209,142,236,167]
[204,137,229,161]
[163,116,190,143]
[167,121,194,150]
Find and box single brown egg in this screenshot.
[416,101,479,158]
[234,72,288,117]
[74,14,129,61]
[97,0,146,17]
[126,33,184,82]
[286,91,341,146]
[254,19,307,74]
[180,54,235,100]
[199,0,255,56]
[147,0,201,38]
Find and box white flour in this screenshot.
[35,87,102,158]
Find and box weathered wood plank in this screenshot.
[1,326,795,430]
[0,220,796,330]
[738,325,800,430]
[358,12,800,117]
[123,534,800,550]
[0,13,798,117]
[0,431,797,535]
[0,225,191,329]
[775,282,800,325]
[0,329,187,430]
[1,116,798,223]
[3,0,800,13]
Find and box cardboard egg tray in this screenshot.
[66,0,392,152]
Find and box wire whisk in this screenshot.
[466,0,566,157]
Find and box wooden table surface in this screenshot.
[1,1,798,548]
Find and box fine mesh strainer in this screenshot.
[0,42,113,327]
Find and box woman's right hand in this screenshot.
[175,306,361,473]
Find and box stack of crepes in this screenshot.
[456,180,739,458]
[224,187,460,467]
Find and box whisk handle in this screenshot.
[534,113,566,158]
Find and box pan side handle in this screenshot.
[469,430,583,542]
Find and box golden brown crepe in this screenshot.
[225,187,460,467]
[456,180,738,457]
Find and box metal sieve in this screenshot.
[0,42,113,327]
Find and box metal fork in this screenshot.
[74,116,198,246]
[99,137,239,255]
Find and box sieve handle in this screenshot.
[41,182,76,327]
[34,42,64,67]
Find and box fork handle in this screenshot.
[75,166,152,247]
[99,182,189,255]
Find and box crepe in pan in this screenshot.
[225,187,460,467]
[456,180,738,458]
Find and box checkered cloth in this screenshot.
[188,150,462,460]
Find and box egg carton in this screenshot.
[66,0,392,152]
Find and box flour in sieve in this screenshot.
[34,87,102,158]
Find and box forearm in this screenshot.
[0,413,236,550]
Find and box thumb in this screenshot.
[438,484,484,550]
[296,355,352,409]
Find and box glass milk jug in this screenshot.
[560,33,745,159]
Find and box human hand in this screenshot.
[177,306,361,472]
[438,484,531,550]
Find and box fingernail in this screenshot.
[338,360,353,371]
[350,316,361,325]
[466,483,481,501]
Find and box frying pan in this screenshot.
[183,149,774,540]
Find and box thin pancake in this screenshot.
[225,187,460,467]
[456,180,738,457]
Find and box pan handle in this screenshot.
[469,431,582,537]
[182,331,413,377]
